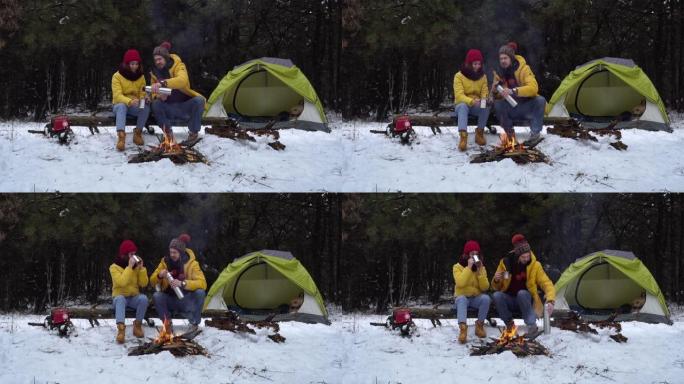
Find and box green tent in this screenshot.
[204,250,329,324]
[554,250,671,324]
[204,58,329,132]
[547,58,671,131]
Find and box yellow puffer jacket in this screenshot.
[150,54,204,100]
[453,71,489,106]
[453,263,490,297]
[112,71,146,106]
[149,248,207,292]
[493,54,539,98]
[110,264,149,297]
[490,252,556,318]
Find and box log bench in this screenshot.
[392,115,573,135]
[66,307,235,328]
[49,115,239,136]
[402,304,526,328]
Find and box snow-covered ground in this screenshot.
[1,118,684,192]
[1,312,683,384]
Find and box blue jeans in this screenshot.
[454,103,490,131]
[153,289,206,325]
[112,294,149,324]
[113,103,151,131]
[494,96,546,135]
[151,97,205,133]
[492,290,537,326]
[453,294,491,323]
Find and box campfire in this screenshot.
[470,132,550,165]
[470,324,550,357]
[128,319,209,357]
[128,131,208,165]
[205,313,286,343]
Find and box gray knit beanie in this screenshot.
[499,44,516,61]
[169,237,186,253]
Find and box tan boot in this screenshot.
[475,320,486,338]
[458,322,468,344]
[133,320,144,338]
[116,323,125,344]
[458,131,468,152]
[133,128,144,146]
[186,132,199,143]
[116,131,126,151]
[475,128,486,146]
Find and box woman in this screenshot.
[453,49,490,151]
[112,49,150,151]
[453,240,491,344]
[110,239,149,343]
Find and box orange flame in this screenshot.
[498,132,523,152]
[154,318,175,344]
[158,130,181,154]
[498,324,518,345]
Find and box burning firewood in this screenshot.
[470,324,550,357]
[128,131,208,165]
[470,133,550,165]
[205,315,285,343]
[128,319,208,357]
[551,311,628,343]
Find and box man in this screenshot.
[491,234,555,335]
[493,44,546,142]
[149,42,205,143]
[150,237,207,331]
[453,240,491,344]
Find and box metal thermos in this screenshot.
[144,85,172,95]
[496,84,518,108]
[139,97,145,109]
[165,274,184,299]
[480,99,487,109]
[543,303,551,334]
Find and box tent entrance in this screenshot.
[228,69,303,118]
[565,69,645,119]
[231,261,303,311]
[566,261,644,311]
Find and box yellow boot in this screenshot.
[116,131,126,151]
[116,323,125,344]
[458,131,468,152]
[133,320,144,338]
[133,128,144,146]
[475,128,486,146]
[475,320,487,338]
[458,323,468,344]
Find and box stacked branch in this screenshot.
[547,119,628,151]
[205,314,285,343]
[128,329,209,357]
[470,138,550,165]
[552,311,628,343]
[205,124,286,151]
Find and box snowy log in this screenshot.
[66,307,235,322]
[392,115,572,127]
[53,115,237,128]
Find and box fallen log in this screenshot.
[66,307,238,327]
[392,115,572,127]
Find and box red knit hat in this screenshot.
[119,240,138,256]
[463,240,481,255]
[507,41,518,52]
[465,49,484,65]
[511,234,526,245]
[178,233,191,244]
[123,49,142,65]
